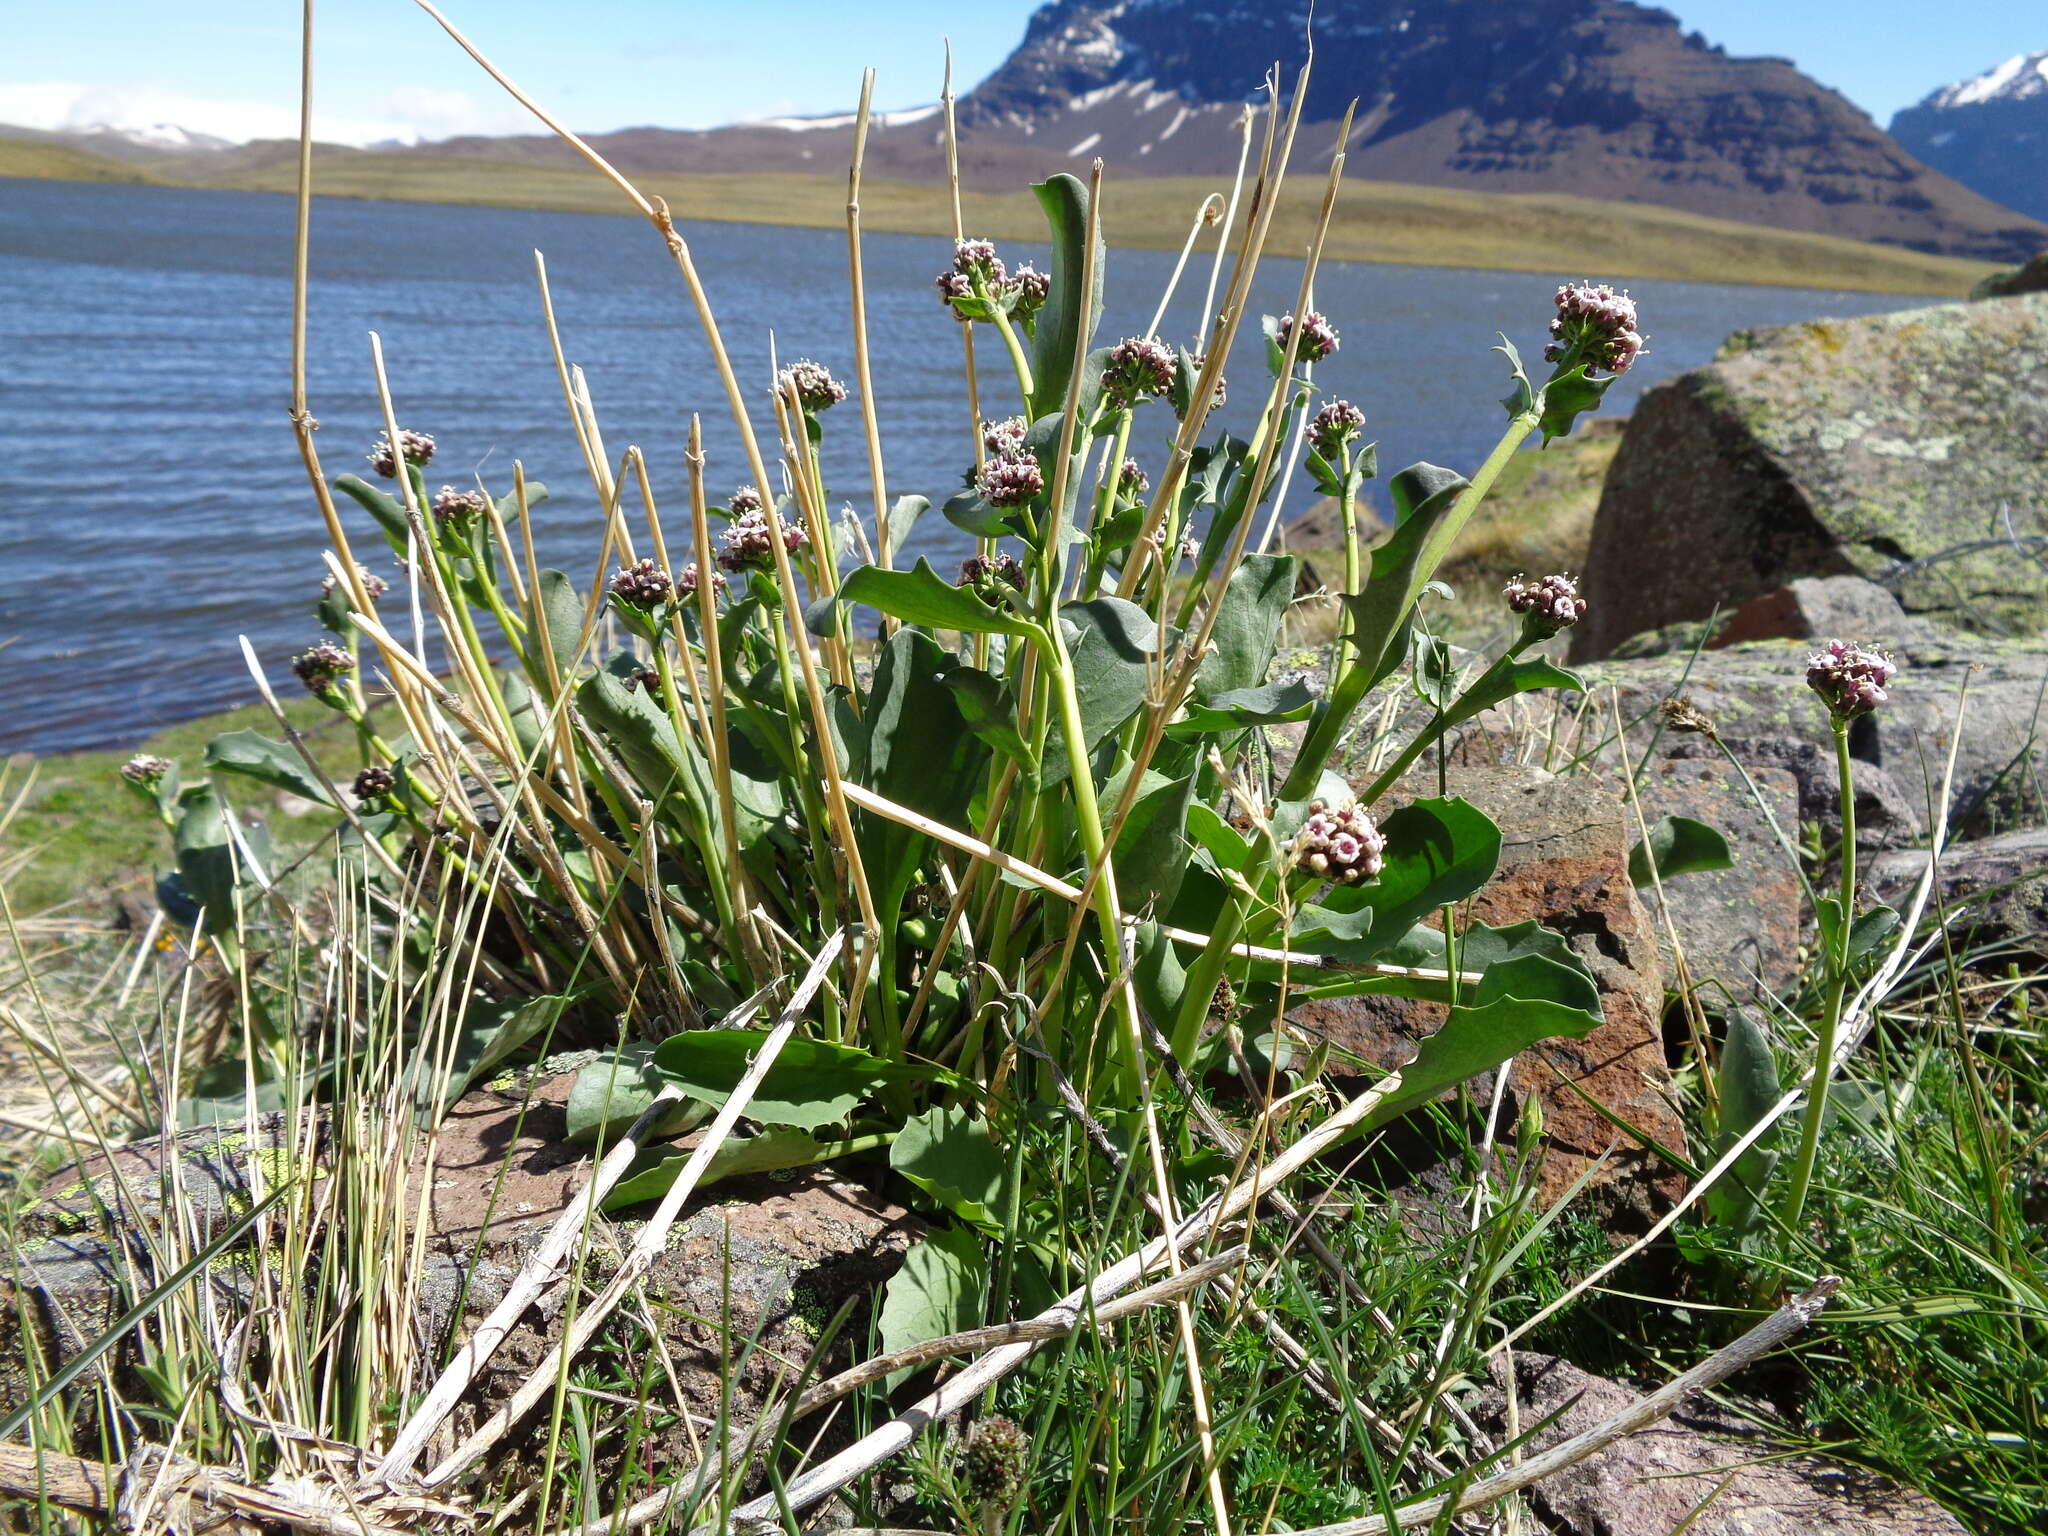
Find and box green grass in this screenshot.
[1,134,1997,296]
[0,138,157,185]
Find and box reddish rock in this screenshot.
[1295,765,1688,1227]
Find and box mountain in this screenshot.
[1891,52,2048,224]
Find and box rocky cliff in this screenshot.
[1891,51,2048,225]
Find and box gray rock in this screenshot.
[1625,756,1806,1000]
[1710,575,1916,648]
[1572,293,2048,659]
[1478,1353,1970,1536]
[1665,734,1926,853]
[1868,827,2048,955]
[1972,251,2048,300]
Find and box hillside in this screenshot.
[0,136,1993,296]
[0,136,157,185]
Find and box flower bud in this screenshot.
[1308,399,1366,460]
[352,764,397,800]
[321,565,389,601]
[431,485,490,527]
[976,450,1044,508]
[1117,459,1149,497]
[1291,798,1386,885]
[1659,696,1720,741]
[609,558,673,610]
[728,484,763,516]
[1503,573,1585,634]
[1545,282,1644,376]
[959,1415,1030,1508]
[1006,263,1050,321]
[120,754,173,786]
[1102,336,1176,409]
[777,358,846,414]
[1277,310,1339,363]
[367,429,435,477]
[1175,349,1227,420]
[292,642,356,702]
[958,551,1026,592]
[677,561,726,599]
[1806,638,1897,721]
[718,506,808,572]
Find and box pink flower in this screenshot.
[1545,282,1645,375]
[981,416,1028,458]
[367,429,435,477]
[1102,336,1176,408]
[1806,639,1898,720]
[1308,399,1366,458]
[1277,311,1339,363]
[430,485,490,526]
[1503,572,1585,633]
[977,450,1044,508]
[609,558,673,609]
[718,506,807,572]
[777,359,846,413]
[1292,799,1386,884]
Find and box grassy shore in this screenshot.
[1,135,1997,297]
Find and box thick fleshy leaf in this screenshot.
[883,495,931,563]
[1196,553,1297,699]
[891,1105,1007,1229]
[1705,1007,1781,1235]
[602,1127,857,1209]
[333,473,410,551]
[1628,814,1734,886]
[1042,597,1159,788]
[860,626,989,915]
[943,667,1039,788]
[839,559,1039,637]
[1287,797,1502,962]
[204,730,337,806]
[1028,173,1104,422]
[1111,769,1199,914]
[651,1029,944,1130]
[566,1042,703,1145]
[878,1224,988,1385]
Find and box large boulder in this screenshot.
[1572,293,2048,660]
[1292,766,1688,1229]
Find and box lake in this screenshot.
[0,178,1922,755]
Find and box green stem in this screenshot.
[1280,408,1541,801]
[1357,639,1532,807]
[988,308,1035,410]
[1780,716,1857,1231]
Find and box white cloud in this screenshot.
[0,80,527,146]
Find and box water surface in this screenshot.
[0,179,1921,753]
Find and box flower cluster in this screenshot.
[1102,336,1176,408]
[934,239,1049,326]
[320,564,389,601]
[959,1416,1030,1508]
[609,558,673,609]
[1117,458,1149,497]
[718,506,808,572]
[1545,282,1644,375]
[980,416,1028,459]
[292,642,356,701]
[1278,310,1339,363]
[677,561,726,599]
[1806,639,1898,720]
[1291,798,1386,885]
[976,450,1044,508]
[958,551,1026,591]
[367,429,435,477]
[431,485,490,527]
[728,484,763,516]
[121,754,173,786]
[1308,399,1366,459]
[1503,572,1585,634]
[1008,263,1050,323]
[1659,696,1720,741]
[352,764,397,800]
[777,358,846,414]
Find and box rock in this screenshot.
[1625,756,1806,999]
[3,1072,920,1460]
[1477,1352,1970,1536]
[1291,766,1688,1229]
[1708,575,1915,649]
[1571,293,2048,659]
[1663,734,1926,854]
[1971,250,2048,300]
[1868,828,2048,956]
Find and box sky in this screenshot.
[0,0,2039,148]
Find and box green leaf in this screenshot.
[433,991,582,1111]
[1171,679,1317,735]
[883,495,931,564]
[1111,770,1199,915]
[891,1106,1007,1230]
[941,487,1014,539]
[1195,553,1297,699]
[942,667,1040,788]
[859,626,989,917]
[333,473,411,552]
[1628,815,1735,886]
[1411,632,1458,711]
[1134,920,1188,1034]
[602,1128,855,1209]
[169,783,251,938]
[1706,1007,1781,1235]
[1451,657,1585,721]
[565,1042,703,1144]
[651,1029,944,1130]
[1847,904,1901,965]
[1350,959,1604,1138]
[839,558,1040,637]
[577,655,712,818]
[1027,173,1104,422]
[1332,463,1473,690]
[878,1224,988,1385]
[203,730,336,806]
[1537,362,1617,443]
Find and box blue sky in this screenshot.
[1,1,2038,146]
